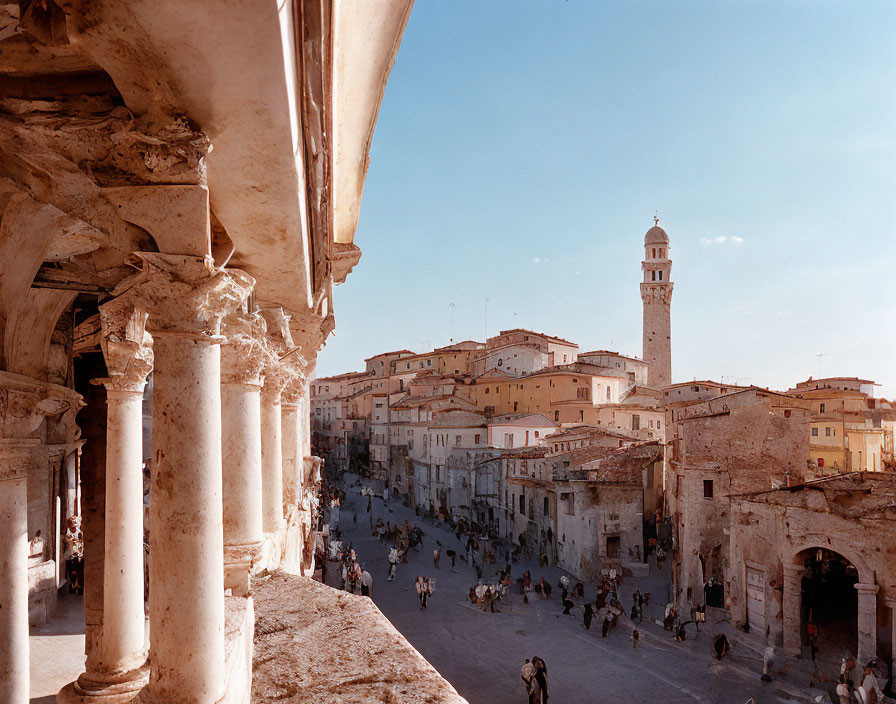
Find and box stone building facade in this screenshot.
[666,388,810,610]
[728,473,896,676]
[0,2,438,703]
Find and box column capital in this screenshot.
[111,252,254,339]
[281,361,308,406]
[0,438,39,482]
[856,582,880,596]
[97,298,154,393]
[885,595,896,608]
[261,354,299,400]
[220,312,267,386]
[0,372,83,441]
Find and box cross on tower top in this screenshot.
[654,213,659,226]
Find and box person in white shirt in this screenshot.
[360,570,373,597]
[859,662,882,703]
[387,547,399,581]
[520,659,536,701]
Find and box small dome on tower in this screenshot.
[645,225,669,245]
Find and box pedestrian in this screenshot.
[446,549,457,571]
[712,633,730,660]
[632,628,640,649]
[483,585,498,613]
[601,615,611,638]
[835,675,852,704]
[562,596,574,615]
[433,542,441,569]
[807,620,819,661]
[360,570,372,597]
[762,644,775,682]
[583,603,594,630]
[415,576,428,609]
[531,656,549,704]
[387,546,398,581]
[383,486,390,503]
[367,492,372,514]
[521,658,536,703]
[663,603,675,631]
[859,661,883,703]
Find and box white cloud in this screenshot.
[700,235,745,246]
[533,257,550,263]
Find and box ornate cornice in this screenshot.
[640,282,674,305]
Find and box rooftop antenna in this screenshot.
[484,297,491,341]
[449,302,456,343]
[816,353,826,379]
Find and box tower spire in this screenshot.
[641,220,673,388]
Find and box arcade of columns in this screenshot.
[0,253,325,704]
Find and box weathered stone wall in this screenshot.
[669,393,810,606]
[556,483,642,582]
[730,487,896,658]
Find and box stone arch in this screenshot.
[787,541,874,586]
[4,289,77,381]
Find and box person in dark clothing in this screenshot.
[446,549,457,571]
[583,603,594,630]
[712,633,730,659]
[601,615,611,638]
[531,656,549,704]
[562,597,574,615]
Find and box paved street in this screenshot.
[329,483,824,704]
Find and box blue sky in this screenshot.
[319,1,896,398]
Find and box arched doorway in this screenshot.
[797,548,858,661]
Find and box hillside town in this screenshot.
[312,223,896,699]
[4,2,892,704]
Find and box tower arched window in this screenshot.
[652,271,656,281]
[658,271,663,281]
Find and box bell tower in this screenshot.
[641,217,673,388]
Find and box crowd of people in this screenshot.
[314,474,891,703]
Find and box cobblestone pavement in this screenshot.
[330,483,827,704]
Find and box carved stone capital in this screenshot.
[261,356,296,399]
[281,360,308,405]
[0,438,40,482]
[97,298,154,393]
[0,372,83,441]
[220,312,267,386]
[111,253,255,339]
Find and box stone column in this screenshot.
[281,380,303,508]
[114,253,252,704]
[0,440,34,704]
[220,313,266,596]
[261,363,291,534]
[782,563,803,658]
[856,582,879,665]
[62,305,154,703]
